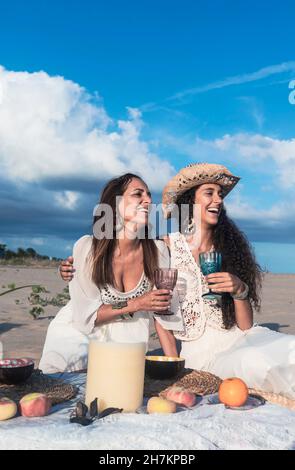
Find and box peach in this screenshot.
[164,386,197,407]
[0,397,18,421]
[19,393,51,417]
[147,396,177,414]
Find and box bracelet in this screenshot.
[111,300,128,310]
[119,314,134,321]
[231,282,249,300]
[111,300,134,321]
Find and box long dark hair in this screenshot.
[175,187,263,329]
[91,173,159,288]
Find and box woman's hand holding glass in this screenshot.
[205,272,245,297]
[133,289,172,313]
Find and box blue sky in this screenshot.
[0,0,295,272]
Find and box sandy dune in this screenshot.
[0,266,294,366]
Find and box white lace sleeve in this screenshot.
[68,235,103,335]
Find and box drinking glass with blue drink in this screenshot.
[199,252,222,300]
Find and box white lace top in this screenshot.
[68,235,183,339]
[169,232,226,341]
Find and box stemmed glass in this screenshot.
[154,268,178,315]
[199,252,222,300]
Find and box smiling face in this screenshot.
[118,177,152,228]
[194,183,224,227]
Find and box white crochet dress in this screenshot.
[39,235,183,373]
[167,232,295,399]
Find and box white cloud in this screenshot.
[222,182,295,230]
[0,66,174,191]
[211,133,295,187]
[226,193,295,226]
[168,61,295,102]
[54,191,79,210]
[139,61,295,113]
[162,132,295,188]
[30,237,45,246]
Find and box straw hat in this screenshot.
[162,162,240,218]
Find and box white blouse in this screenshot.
[39,235,183,373]
[69,235,183,336]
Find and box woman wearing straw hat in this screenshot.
[60,164,295,398]
[154,162,295,398]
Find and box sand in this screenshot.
[0,266,295,366]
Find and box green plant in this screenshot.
[26,285,70,318]
[0,284,41,296]
[32,285,49,294]
[0,283,70,319]
[29,306,45,320]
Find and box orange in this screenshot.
[218,377,249,407]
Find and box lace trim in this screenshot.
[100,275,152,322]
[170,232,225,340]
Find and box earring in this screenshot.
[184,219,196,235]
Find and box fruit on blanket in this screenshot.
[19,393,51,417]
[147,396,177,414]
[218,377,249,407]
[0,397,18,421]
[164,386,197,407]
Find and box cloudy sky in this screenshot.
[0,0,295,272]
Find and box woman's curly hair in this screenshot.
[175,187,263,329]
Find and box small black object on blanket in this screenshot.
[69,398,123,426]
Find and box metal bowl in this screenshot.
[0,358,34,385]
[145,355,185,380]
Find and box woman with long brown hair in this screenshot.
[155,162,295,398]
[39,173,182,373]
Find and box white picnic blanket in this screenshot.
[1,373,295,450]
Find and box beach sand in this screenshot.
[0,266,294,366]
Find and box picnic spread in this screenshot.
[1,363,295,450]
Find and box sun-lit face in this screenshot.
[118,177,152,228]
[194,183,224,227]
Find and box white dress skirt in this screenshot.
[180,324,295,399]
[39,236,183,373]
[160,232,295,400]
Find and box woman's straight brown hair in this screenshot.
[91,173,159,288]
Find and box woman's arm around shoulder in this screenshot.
[59,235,92,282]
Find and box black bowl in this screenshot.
[0,358,34,385]
[145,355,185,380]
